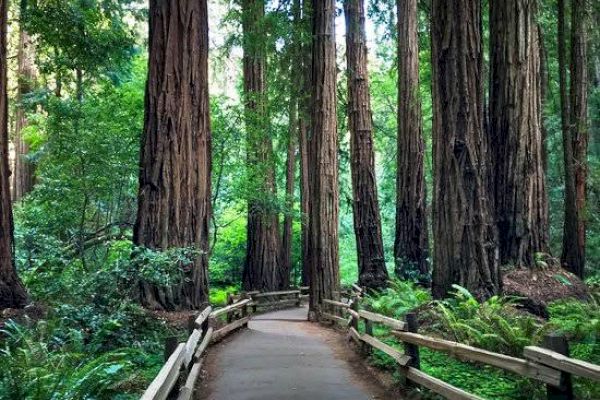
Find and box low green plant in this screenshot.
[433,285,550,356]
[363,279,431,319]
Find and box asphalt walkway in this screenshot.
[198,306,390,400]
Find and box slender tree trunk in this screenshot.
[299,0,312,287]
[489,0,548,268]
[344,0,388,290]
[430,0,500,299]
[280,84,297,290]
[394,0,428,282]
[241,0,279,291]
[12,27,36,202]
[561,0,588,278]
[308,0,340,318]
[538,24,549,173]
[133,0,211,310]
[0,0,28,309]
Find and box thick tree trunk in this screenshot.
[344,0,388,290]
[430,0,500,299]
[241,0,279,292]
[394,0,428,281]
[538,25,549,173]
[133,0,211,310]
[12,28,36,202]
[299,0,312,287]
[561,0,588,278]
[489,0,548,268]
[0,0,28,309]
[308,0,340,318]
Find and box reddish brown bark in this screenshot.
[241,0,279,291]
[344,0,388,290]
[0,0,28,309]
[134,0,211,310]
[430,0,500,299]
[394,0,428,281]
[12,28,36,202]
[299,0,312,287]
[489,0,548,267]
[561,0,588,278]
[308,0,340,318]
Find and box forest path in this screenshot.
[197,306,394,400]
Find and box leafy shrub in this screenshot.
[363,279,431,319]
[433,285,550,355]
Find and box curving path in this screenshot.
[198,306,393,400]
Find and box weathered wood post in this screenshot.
[187,315,196,335]
[404,312,421,387]
[543,334,574,400]
[241,294,249,318]
[226,293,234,323]
[295,291,301,307]
[351,295,359,331]
[164,336,179,361]
[363,319,373,356]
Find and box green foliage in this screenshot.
[363,279,431,319]
[433,285,550,356]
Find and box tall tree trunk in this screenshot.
[298,0,312,287]
[430,0,500,299]
[394,0,428,282]
[308,0,340,318]
[538,24,549,173]
[241,0,279,291]
[489,0,548,268]
[12,27,36,202]
[561,0,588,278]
[133,0,211,310]
[344,0,388,290]
[0,0,28,309]
[280,81,297,290]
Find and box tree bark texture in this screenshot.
[241,0,280,291]
[12,28,36,202]
[561,0,588,278]
[430,0,500,299]
[0,0,28,309]
[308,0,340,317]
[134,0,211,310]
[344,0,388,290]
[394,0,429,281]
[489,0,549,268]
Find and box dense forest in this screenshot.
[0,0,599,399]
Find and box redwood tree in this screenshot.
[489,0,548,267]
[308,0,340,317]
[344,0,388,289]
[560,0,588,278]
[134,0,211,310]
[12,25,36,201]
[430,0,500,299]
[241,0,279,291]
[0,0,28,309]
[394,0,428,281]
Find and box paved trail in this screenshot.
[199,307,392,400]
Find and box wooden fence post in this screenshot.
[404,312,421,387]
[164,336,178,361]
[226,293,234,323]
[295,291,301,307]
[363,319,373,356]
[543,334,574,400]
[351,296,359,331]
[187,315,196,335]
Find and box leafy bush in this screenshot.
[363,279,431,319]
[433,285,550,356]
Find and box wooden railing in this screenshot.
[140,288,306,400]
[321,292,600,400]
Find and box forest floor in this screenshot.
[197,307,402,400]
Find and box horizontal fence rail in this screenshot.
[321,288,600,400]
[140,288,306,400]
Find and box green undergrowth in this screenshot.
[361,282,600,399]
